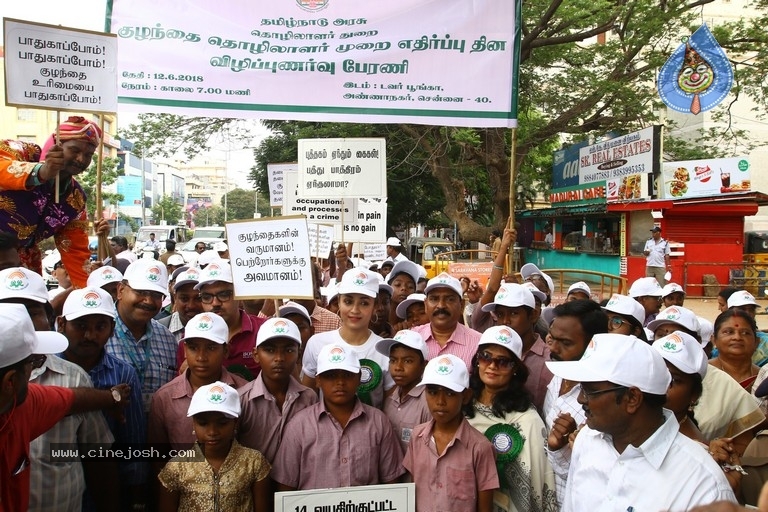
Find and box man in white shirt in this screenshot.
[109,236,137,263]
[546,333,736,511]
[385,236,408,262]
[643,226,671,286]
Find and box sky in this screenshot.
[1,0,267,189]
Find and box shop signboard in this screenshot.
[549,182,606,206]
[660,157,750,199]
[578,126,661,187]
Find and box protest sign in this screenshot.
[307,222,334,259]
[364,243,387,262]
[225,216,314,299]
[267,162,295,208]
[4,18,118,113]
[275,483,415,512]
[108,0,518,127]
[282,169,355,233]
[298,138,387,199]
[344,196,387,242]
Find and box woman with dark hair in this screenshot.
[718,287,740,313]
[711,309,760,390]
[464,326,557,512]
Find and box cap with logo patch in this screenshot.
[424,272,463,297]
[0,267,49,303]
[337,269,379,298]
[417,353,469,392]
[256,317,302,347]
[481,283,535,313]
[395,293,426,320]
[181,312,229,345]
[652,331,708,379]
[86,265,123,289]
[187,381,240,418]
[123,259,169,297]
[728,290,759,308]
[646,306,700,333]
[194,262,234,289]
[317,343,361,375]
[375,329,428,360]
[62,287,116,321]
[478,325,523,360]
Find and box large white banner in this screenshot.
[108,0,517,127]
[298,138,386,199]
[4,19,118,113]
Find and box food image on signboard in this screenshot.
[669,180,688,197]
[617,174,641,199]
[664,165,690,197]
[674,167,690,182]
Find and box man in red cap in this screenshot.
[0,116,109,288]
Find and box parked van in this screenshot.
[193,226,226,239]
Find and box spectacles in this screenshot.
[608,316,630,330]
[26,354,47,370]
[124,283,164,302]
[579,385,627,401]
[200,290,234,304]
[477,351,515,370]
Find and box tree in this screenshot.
[192,205,224,227]
[78,156,123,220]
[122,0,765,242]
[221,188,257,221]
[151,195,185,225]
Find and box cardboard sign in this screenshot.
[4,18,118,113]
[275,483,415,512]
[225,216,314,299]
[267,162,296,208]
[298,138,387,199]
[307,223,334,260]
[344,197,388,242]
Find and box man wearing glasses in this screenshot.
[542,299,608,506]
[546,334,736,510]
[193,261,266,381]
[106,259,177,413]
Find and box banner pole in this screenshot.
[96,115,108,261]
[54,111,61,204]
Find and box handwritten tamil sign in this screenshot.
[307,222,334,259]
[275,483,415,512]
[298,138,386,199]
[4,18,118,113]
[364,243,387,261]
[225,216,314,299]
[107,0,518,127]
[267,162,295,208]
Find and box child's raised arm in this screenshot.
[477,489,494,512]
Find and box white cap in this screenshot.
[187,381,240,418]
[602,293,646,325]
[375,329,429,360]
[337,269,379,298]
[417,354,469,392]
[256,317,302,346]
[279,301,312,325]
[0,304,68,368]
[546,333,671,395]
[416,265,428,279]
[567,281,592,298]
[0,267,49,303]
[646,306,700,333]
[166,254,185,266]
[652,331,708,379]
[86,266,123,289]
[628,277,663,298]
[181,312,229,344]
[385,237,401,247]
[478,325,523,360]
[424,272,463,297]
[697,317,714,347]
[521,282,546,303]
[173,267,201,291]
[194,261,234,289]
[320,283,339,304]
[661,282,685,298]
[198,249,225,267]
[386,260,421,286]
[728,290,758,308]
[214,241,228,252]
[62,287,117,321]
[123,259,169,297]
[481,283,535,313]
[316,343,361,375]
[520,263,554,294]
[395,293,426,319]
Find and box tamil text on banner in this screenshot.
[307,222,334,259]
[578,126,661,186]
[4,18,118,113]
[267,162,295,208]
[225,216,314,299]
[107,0,517,127]
[364,243,387,262]
[298,138,387,199]
[275,483,415,512]
[661,157,750,199]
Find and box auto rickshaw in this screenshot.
[407,237,456,279]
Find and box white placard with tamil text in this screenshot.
[225,216,314,300]
[298,138,386,199]
[4,18,118,113]
[283,169,355,233]
[275,483,415,512]
[307,223,334,260]
[267,162,295,208]
[364,243,387,261]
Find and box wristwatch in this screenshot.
[110,387,122,404]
